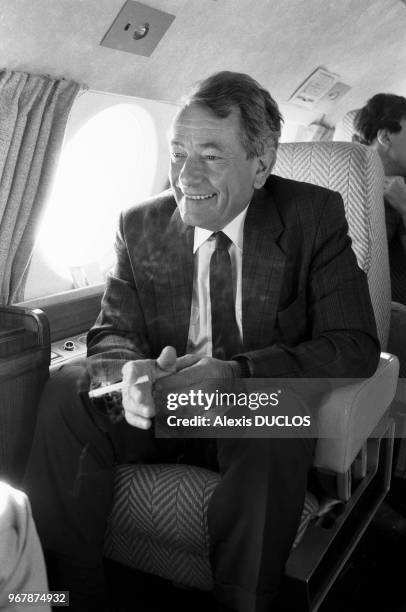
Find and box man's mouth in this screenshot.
[183,193,216,200]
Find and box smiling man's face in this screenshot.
[169,102,264,231]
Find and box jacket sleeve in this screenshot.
[86,211,151,386]
[239,191,381,379]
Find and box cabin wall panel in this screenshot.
[18,285,104,342]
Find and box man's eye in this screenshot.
[205,155,220,161]
[171,152,186,160]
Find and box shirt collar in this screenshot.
[193,205,249,253]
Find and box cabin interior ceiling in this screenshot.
[1,0,406,125]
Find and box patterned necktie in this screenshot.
[209,231,242,360]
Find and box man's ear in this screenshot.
[376,128,391,149]
[253,148,276,189]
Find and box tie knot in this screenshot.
[214,231,231,251]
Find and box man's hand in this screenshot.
[155,357,241,393]
[384,176,406,223]
[154,357,243,417]
[121,346,200,429]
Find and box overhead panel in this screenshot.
[100,1,175,57]
[289,67,351,111]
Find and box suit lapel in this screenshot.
[242,186,286,351]
[160,208,194,355]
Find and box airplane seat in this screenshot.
[274,141,389,348]
[103,141,399,611]
[333,108,360,142]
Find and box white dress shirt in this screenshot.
[186,206,248,357]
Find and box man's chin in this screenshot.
[180,212,210,228]
[178,199,218,228]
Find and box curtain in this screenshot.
[0,70,81,304]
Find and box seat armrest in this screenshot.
[314,353,399,473]
[0,306,50,484]
[0,305,50,358]
[389,301,406,380]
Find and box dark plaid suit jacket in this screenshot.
[87,174,380,384]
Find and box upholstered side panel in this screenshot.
[0,307,50,484]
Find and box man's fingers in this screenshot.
[122,359,150,383]
[175,354,201,371]
[123,411,153,430]
[155,365,204,392]
[156,346,177,375]
[122,383,156,428]
[121,360,157,429]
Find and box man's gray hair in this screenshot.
[183,71,283,158]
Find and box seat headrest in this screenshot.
[333,109,360,142]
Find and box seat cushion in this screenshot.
[104,464,319,590]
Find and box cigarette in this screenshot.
[88,374,150,398]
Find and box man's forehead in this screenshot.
[170,103,241,141]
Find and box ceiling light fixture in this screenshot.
[133,22,149,40]
[100,1,175,57]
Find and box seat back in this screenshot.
[333,108,359,141]
[273,141,389,349]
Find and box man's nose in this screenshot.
[179,156,204,186]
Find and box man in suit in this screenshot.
[354,93,406,306]
[24,71,380,612]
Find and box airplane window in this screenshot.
[40,103,156,282]
[23,95,176,301]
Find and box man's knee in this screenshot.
[35,361,93,440]
[35,360,160,466]
[25,360,116,492]
[43,360,89,404]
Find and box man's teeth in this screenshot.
[185,193,216,200]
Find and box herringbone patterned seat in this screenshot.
[104,464,318,590]
[333,109,360,142]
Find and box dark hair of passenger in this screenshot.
[182,71,283,158]
[354,93,406,145]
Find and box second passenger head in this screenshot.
[355,93,406,178]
